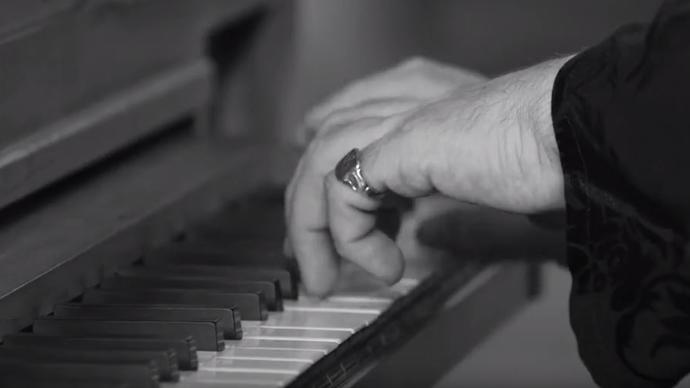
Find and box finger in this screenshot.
[325,172,404,284]
[285,115,389,256]
[287,117,406,296]
[319,127,435,285]
[416,59,487,87]
[284,150,340,292]
[306,58,486,128]
[305,73,408,126]
[305,97,421,140]
[288,161,340,296]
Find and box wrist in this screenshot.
[511,56,573,210]
[523,56,573,167]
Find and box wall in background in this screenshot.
[423,0,661,76]
[278,0,662,140]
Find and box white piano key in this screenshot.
[243,326,351,342]
[285,296,390,311]
[167,379,282,388]
[227,338,338,352]
[283,305,383,314]
[253,310,376,329]
[219,356,312,364]
[197,351,218,363]
[159,258,424,388]
[397,278,420,289]
[333,288,404,299]
[175,369,294,387]
[202,357,311,372]
[219,346,327,361]
[259,325,355,334]
[326,295,394,305]
[239,336,340,344]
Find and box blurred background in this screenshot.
[271,1,665,387]
[279,0,662,139]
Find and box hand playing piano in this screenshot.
[286,56,570,296]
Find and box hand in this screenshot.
[286,57,569,296]
[297,57,485,144]
[286,57,486,255]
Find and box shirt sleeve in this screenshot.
[551,1,690,387]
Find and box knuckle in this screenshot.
[320,110,350,130]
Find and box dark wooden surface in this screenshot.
[0,0,276,209]
[0,0,267,162]
[0,134,288,336]
[0,58,211,210]
[0,0,76,38]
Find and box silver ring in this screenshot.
[335,148,384,198]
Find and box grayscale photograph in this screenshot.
[0,1,685,387]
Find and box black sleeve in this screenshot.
[551,1,690,387]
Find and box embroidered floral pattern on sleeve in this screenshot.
[552,2,690,386]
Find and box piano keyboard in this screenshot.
[0,194,446,388]
[173,278,420,388]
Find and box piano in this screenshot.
[0,1,540,387]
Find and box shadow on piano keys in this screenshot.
[0,187,537,388]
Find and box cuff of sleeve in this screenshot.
[552,40,689,388]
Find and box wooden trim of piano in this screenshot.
[344,264,536,388]
[0,58,212,211]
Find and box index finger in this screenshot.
[325,172,404,284]
[287,160,340,297]
[287,117,405,296]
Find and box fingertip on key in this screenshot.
[302,268,339,298]
[380,250,406,286]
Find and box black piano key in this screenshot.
[135,264,297,299]
[2,334,198,370]
[32,317,224,351]
[0,346,178,382]
[143,242,300,284]
[102,274,283,311]
[0,359,158,388]
[54,303,242,340]
[83,287,267,321]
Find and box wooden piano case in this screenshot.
[0,1,539,387]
